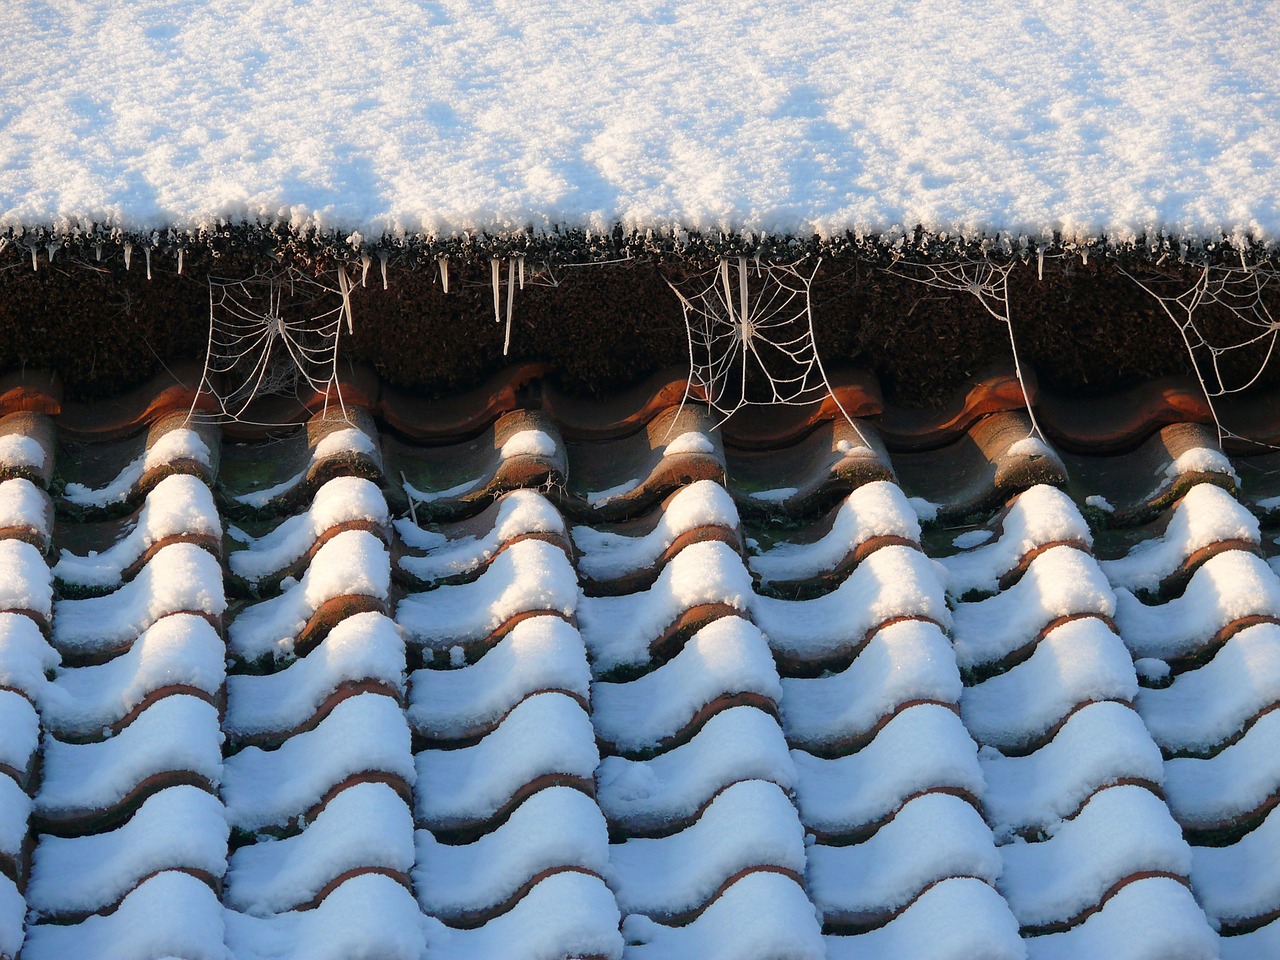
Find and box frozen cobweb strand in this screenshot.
[1121,261,1280,448]
[188,265,356,429]
[667,256,870,444]
[886,258,1044,442]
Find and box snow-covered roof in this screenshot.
[3,365,1280,957]
[2,1,1279,249]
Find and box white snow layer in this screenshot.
[230,476,388,584]
[3,3,1279,245]
[0,477,51,543]
[54,474,221,588]
[749,481,919,586]
[62,429,212,508]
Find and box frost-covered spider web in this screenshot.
[887,258,1046,441]
[668,257,865,434]
[189,266,355,427]
[1121,262,1280,447]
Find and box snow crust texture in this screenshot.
[6,393,1280,958]
[2,2,1279,246]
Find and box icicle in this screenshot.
[177,248,184,274]
[360,254,371,287]
[144,246,152,280]
[439,256,450,294]
[337,267,354,334]
[401,472,418,526]
[738,257,750,330]
[720,259,735,325]
[29,244,37,272]
[379,251,389,290]
[491,258,502,325]
[504,258,516,356]
[46,242,59,265]
[1240,244,1249,271]
[95,243,103,262]
[518,256,525,290]
[124,244,133,271]
[1037,247,1044,281]
[1081,246,1089,266]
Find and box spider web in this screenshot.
[668,257,865,434]
[887,258,1045,441]
[189,265,355,427]
[1121,262,1280,447]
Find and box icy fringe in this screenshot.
[187,265,356,429]
[1120,262,1280,450]
[2,221,1277,276]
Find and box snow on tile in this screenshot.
[1165,448,1238,487]
[1191,804,1280,928]
[44,613,224,738]
[1022,876,1217,960]
[228,529,388,662]
[0,776,32,862]
[0,610,57,703]
[980,702,1165,843]
[0,432,47,475]
[223,693,413,832]
[0,689,39,776]
[62,428,213,509]
[961,617,1138,750]
[408,615,588,741]
[227,781,413,917]
[940,485,1092,598]
[791,704,983,838]
[230,476,388,584]
[824,877,1024,960]
[414,692,597,831]
[753,545,949,666]
[808,792,1002,924]
[225,874,424,960]
[579,540,752,675]
[235,426,381,510]
[608,779,805,919]
[596,707,795,835]
[0,538,51,621]
[398,538,577,652]
[1219,922,1280,960]
[226,611,403,741]
[1163,709,1280,830]
[1137,623,1280,755]
[998,785,1191,929]
[54,474,221,589]
[499,429,559,460]
[421,872,623,960]
[593,616,781,754]
[0,477,51,544]
[621,871,822,960]
[415,786,609,921]
[779,619,961,752]
[1102,483,1259,594]
[1115,550,1280,661]
[397,489,565,584]
[21,871,227,960]
[574,480,739,583]
[26,785,228,919]
[951,545,1114,673]
[0,875,21,960]
[749,481,920,586]
[36,695,222,820]
[51,542,225,659]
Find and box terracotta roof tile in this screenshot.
[4,366,1280,956]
